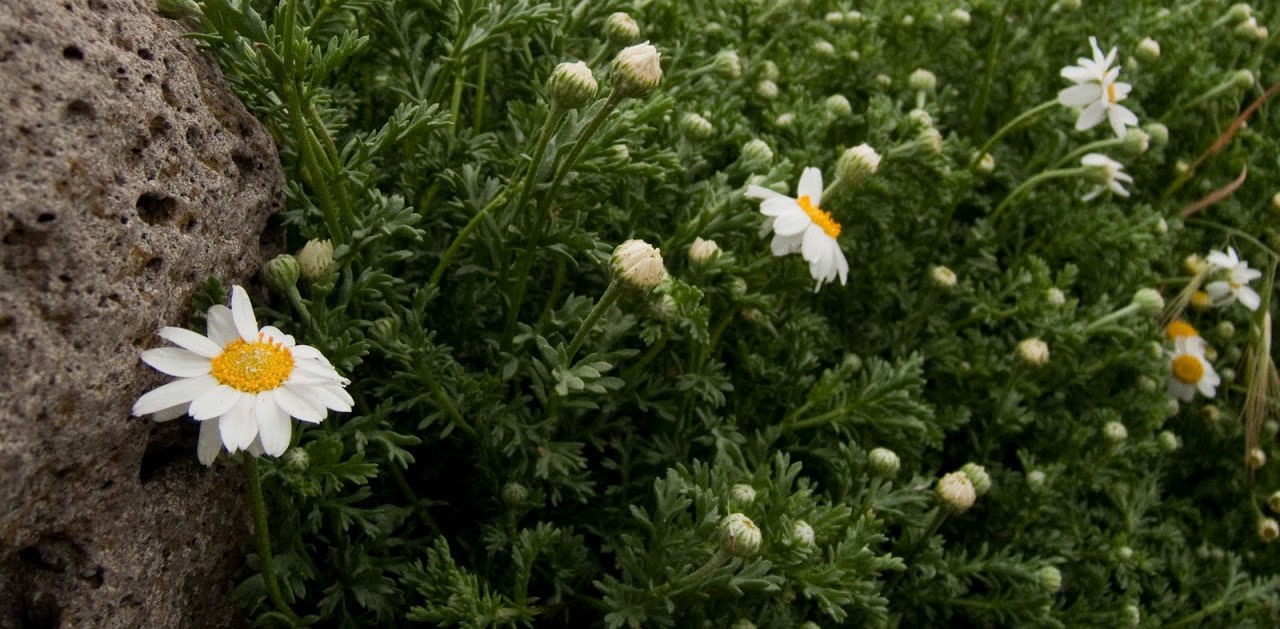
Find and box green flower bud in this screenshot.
[937,471,976,512]
[1248,447,1267,470]
[1046,287,1066,306]
[502,481,529,507]
[791,520,816,549]
[1143,122,1169,148]
[547,61,598,110]
[1135,37,1160,65]
[812,40,836,57]
[720,513,762,557]
[1232,69,1255,90]
[976,152,996,173]
[908,108,933,128]
[712,50,742,79]
[729,483,756,506]
[1017,338,1050,367]
[825,94,853,118]
[1037,566,1062,593]
[1053,0,1081,11]
[603,12,640,44]
[612,239,666,291]
[842,353,863,372]
[262,254,300,294]
[759,60,780,82]
[370,317,399,345]
[1260,518,1279,542]
[1268,490,1280,514]
[740,139,774,169]
[774,112,795,128]
[1226,3,1253,24]
[836,143,881,187]
[1027,470,1047,489]
[1122,128,1150,156]
[824,11,844,25]
[868,447,900,477]
[930,265,957,290]
[679,112,715,140]
[284,447,310,471]
[611,42,662,98]
[946,8,971,28]
[1103,421,1129,443]
[755,79,779,101]
[727,277,749,298]
[908,68,937,92]
[297,238,335,280]
[960,463,992,496]
[1157,431,1180,452]
[1131,288,1164,316]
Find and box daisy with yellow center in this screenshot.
[1166,335,1220,402]
[132,285,352,465]
[746,166,849,291]
[1206,246,1262,311]
[1057,36,1139,138]
[1164,320,1198,340]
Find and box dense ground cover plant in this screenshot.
[140,0,1280,625]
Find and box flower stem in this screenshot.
[565,281,623,361]
[989,166,1092,225]
[666,547,733,598]
[428,188,511,287]
[1054,136,1128,168]
[243,456,303,626]
[884,507,951,596]
[510,104,568,225]
[971,99,1059,169]
[1084,301,1142,333]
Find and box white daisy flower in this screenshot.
[1166,335,1220,402]
[1080,153,1133,201]
[132,285,353,465]
[1205,246,1263,311]
[745,167,849,291]
[1057,36,1139,138]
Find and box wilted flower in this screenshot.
[746,167,849,291]
[1080,153,1133,200]
[1058,37,1139,138]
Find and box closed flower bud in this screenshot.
[1272,191,1280,212]
[1144,122,1169,148]
[730,483,757,506]
[774,112,795,128]
[1131,288,1164,316]
[901,14,915,26]
[922,128,944,154]
[1164,397,1181,418]
[1248,447,1267,470]
[792,520,815,549]
[1135,37,1161,64]
[868,447,901,477]
[976,152,996,173]
[1017,338,1050,367]
[740,139,774,169]
[1232,69,1255,90]
[1103,421,1128,443]
[1268,490,1280,514]
[680,112,715,140]
[502,481,529,506]
[370,317,399,345]
[825,11,844,25]
[604,12,640,44]
[262,254,300,294]
[836,143,881,186]
[688,237,721,265]
[611,240,666,291]
[909,68,937,92]
[284,446,310,471]
[937,471,976,512]
[720,513,762,557]
[609,143,630,163]
[756,79,779,101]
[826,94,853,117]
[1037,566,1062,593]
[712,50,742,79]
[875,73,892,87]
[1122,128,1150,156]
[1053,0,1081,11]
[1125,604,1140,626]
[612,42,662,98]
[1137,376,1157,393]
[930,265,957,290]
[908,108,934,128]
[297,238,335,279]
[812,40,836,57]
[960,463,991,496]
[1202,404,1222,425]
[547,61,598,109]
[727,277,749,298]
[845,10,864,23]
[842,353,863,371]
[1116,546,1134,561]
[1226,3,1253,23]
[1261,518,1280,542]
[1157,431,1180,452]
[946,8,971,28]
[760,60,780,82]
[1027,470,1046,489]
[1216,321,1236,339]
[1045,287,1066,306]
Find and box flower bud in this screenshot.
[612,239,665,291]
[774,112,795,129]
[720,513,762,557]
[1027,470,1046,489]
[1103,421,1128,443]
[284,446,310,471]
[1272,192,1280,213]
[1226,3,1253,24]
[826,94,853,118]
[740,139,774,169]
[755,79,779,101]
[1125,604,1140,626]
[922,128,943,154]
[609,143,630,164]
[1135,37,1160,65]
[1232,69,1255,90]
[688,237,721,265]
[604,12,640,44]
[875,73,892,87]
[974,152,995,173]
[960,463,991,496]
[712,50,742,79]
[901,15,915,26]
[1116,546,1134,561]
[909,68,937,92]
[370,317,400,345]
[908,108,933,128]
[824,11,844,25]
[1247,447,1267,470]
[1189,290,1213,311]
[1137,376,1157,393]
[1143,122,1169,149]
[812,40,836,57]
[547,61,598,110]
[1131,288,1164,316]
[1017,338,1050,367]
[1037,566,1062,593]
[1045,287,1066,306]
[946,8,971,28]
[262,254,301,294]
[1053,0,1081,11]
[1268,491,1280,514]
[845,10,864,23]
[502,481,529,507]
[612,42,662,98]
[727,277,749,298]
[1121,128,1150,156]
[1201,404,1221,425]
[759,60,780,82]
[1157,431,1180,452]
[836,143,881,187]
[680,112,715,140]
[930,265,957,290]
[297,238,335,279]
[868,447,900,477]
[730,483,757,506]
[937,471,976,512]
[1261,518,1280,542]
[792,520,815,549]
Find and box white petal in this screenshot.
[256,391,293,456]
[230,285,260,342]
[797,167,824,206]
[834,246,849,286]
[758,216,775,239]
[1166,378,1195,402]
[1238,287,1261,311]
[1081,186,1103,202]
[1107,107,1132,138]
[205,305,238,347]
[247,437,265,458]
[289,344,331,365]
[133,375,218,416]
[197,417,222,466]
[150,404,189,423]
[188,384,241,421]
[1205,281,1231,301]
[773,210,811,236]
[308,384,353,413]
[141,347,211,378]
[260,326,295,347]
[800,225,829,263]
[745,184,787,200]
[293,358,342,381]
[770,233,803,256]
[157,327,224,358]
[219,395,258,452]
[759,196,798,217]
[1075,101,1107,131]
[1206,250,1236,269]
[275,385,328,424]
[1058,83,1100,107]
[1059,65,1095,84]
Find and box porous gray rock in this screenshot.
[0,0,283,626]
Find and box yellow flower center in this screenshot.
[1171,354,1204,384]
[1164,320,1198,340]
[796,195,842,238]
[1106,82,1117,104]
[210,334,294,393]
[1189,290,1213,311]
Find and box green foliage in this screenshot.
[171,0,1280,626]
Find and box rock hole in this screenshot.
[142,73,155,83]
[64,99,94,120]
[144,256,163,273]
[19,592,62,628]
[176,214,197,232]
[184,125,203,149]
[148,115,170,137]
[37,212,56,223]
[137,48,153,60]
[135,192,176,225]
[62,46,84,60]
[139,423,194,484]
[231,151,258,177]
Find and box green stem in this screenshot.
[386,462,442,538]
[511,105,568,224]
[785,406,852,432]
[420,367,475,437]
[1054,136,1128,168]
[429,189,510,286]
[1084,301,1141,333]
[472,49,489,133]
[1176,76,1245,111]
[884,507,951,596]
[667,547,733,597]
[971,99,1059,168]
[449,65,467,133]
[989,166,1092,225]
[243,457,303,626]
[565,281,624,360]
[968,0,1021,137]
[620,334,668,385]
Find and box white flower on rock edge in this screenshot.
[1205,246,1262,311]
[745,167,849,292]
[1058,36,1139,138]
[1166,335,1220,402]
[132,285,353,465]
[1080,153,1133,201]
